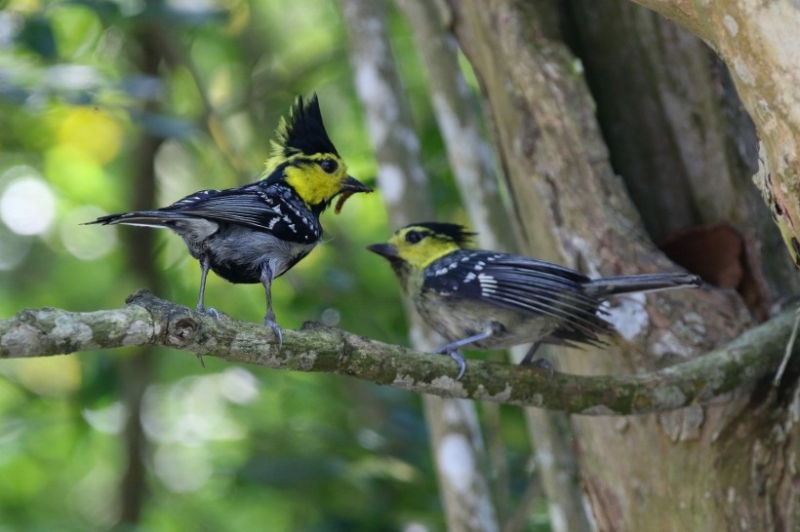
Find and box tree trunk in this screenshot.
[394,1,592,529]
[449,0,800,530]
[342,1,501,529]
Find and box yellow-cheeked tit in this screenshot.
[368,222,702,379]
[86,95,372,344]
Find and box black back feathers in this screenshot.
[274,94,339,158]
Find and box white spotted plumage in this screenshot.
[369,222,702,379]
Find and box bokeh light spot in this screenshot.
[219,367,259,405]
[44,144,110,203]
[16,357,82,396]
[61,205,118,260]
[57,107,122,164]
[0,225,32,270]
[82,401,126,435]
[0,175,56,235]
[154,444,212,493]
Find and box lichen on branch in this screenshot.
[0,289,791,415]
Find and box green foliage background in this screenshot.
[0,1,534,530]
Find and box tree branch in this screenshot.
[1,290,790,415]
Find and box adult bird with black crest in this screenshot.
[86,95,372,345]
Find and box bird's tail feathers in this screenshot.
[585,273,702,298]
[83,211,188,228]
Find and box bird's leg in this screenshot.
[192,256,217,368]
[435,325,499,381]
[196,255,219,320]
[260,263,282,348]
[519,341,554,377]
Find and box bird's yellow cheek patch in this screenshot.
[285,165,344,207]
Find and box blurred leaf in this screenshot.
[18,14,57,60]
[133,111,197,139]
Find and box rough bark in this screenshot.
[565,0,796,313]
[624,0,800,269]
[449,0,800,529]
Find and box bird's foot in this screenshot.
[520,357,554,378]
[197,305,221,321]
[264,317,283,349]
[193,306,218,368]
[436,348,467,381]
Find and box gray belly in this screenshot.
[415,292,559,350]
[205,226,317,284]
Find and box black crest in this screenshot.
[274,94,339,158]
[410,222,476,247]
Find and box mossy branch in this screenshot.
[0,289,790,414]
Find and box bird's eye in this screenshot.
[320,159,338,174]
[405,231,423,244]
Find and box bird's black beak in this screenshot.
[367,243,399,259]
[341,176,373,193]
[334,176,373,215]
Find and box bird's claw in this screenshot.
[193,306,218,368]
[197,305,221,321]
[450,352,466,380]
[436,348,466,380]
[265,318,283,349]
[521,357,555,378]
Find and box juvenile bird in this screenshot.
[86,95,372,344]
[368,222,702,379]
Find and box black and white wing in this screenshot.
[164,183,321,243]
[423,250,612,343]
[85,182,321,244]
